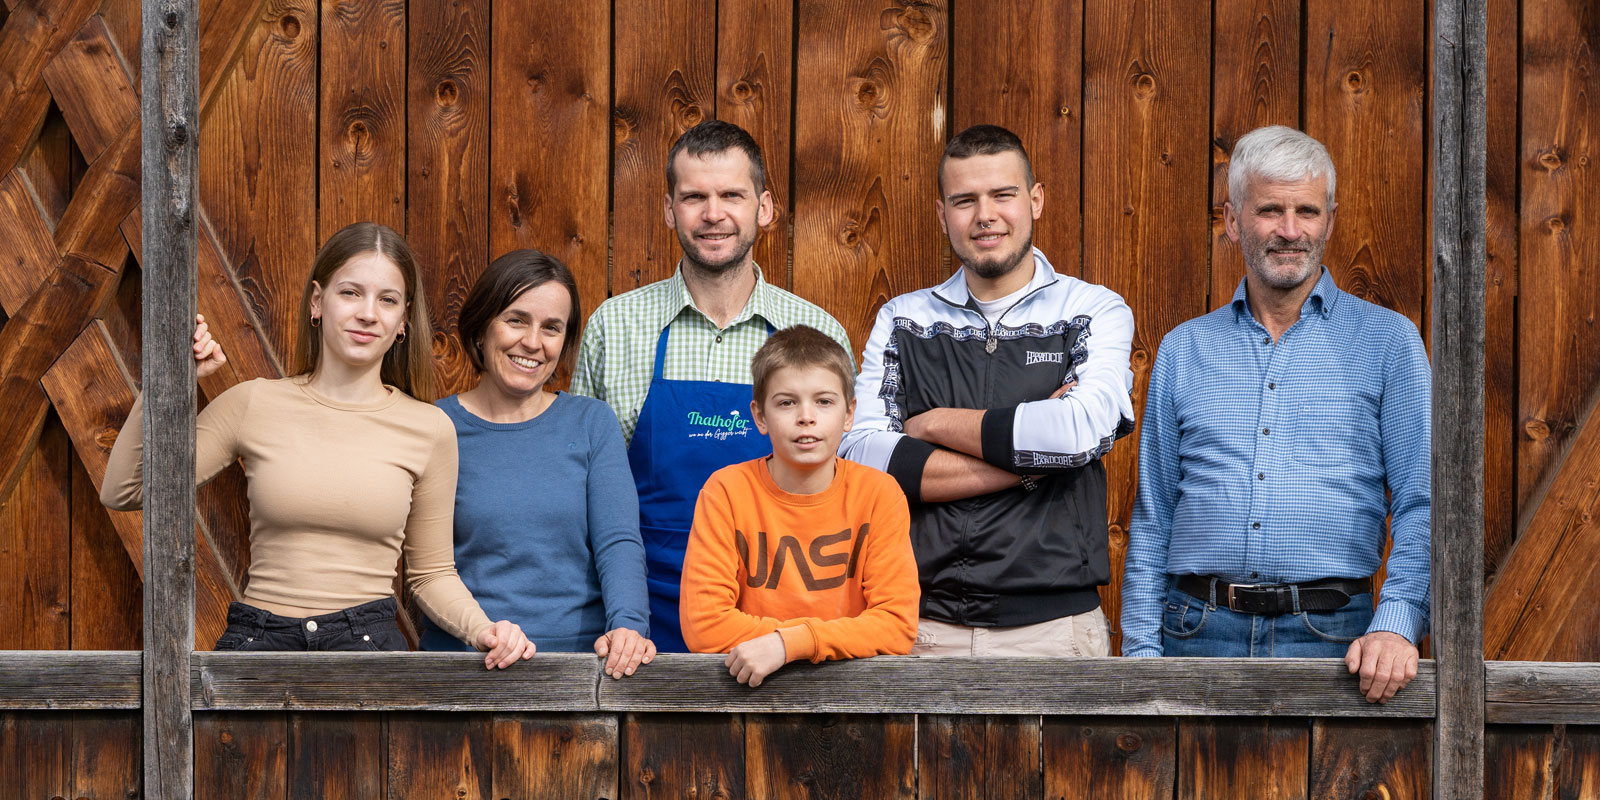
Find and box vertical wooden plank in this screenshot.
[1208,0,1301,308]
[288,712,384,799]
[0,712,70,798]
[408,0,488,397]
[19,106,78,224]
[792,0,950,352]
[1042,716,1175,800]
[195,712,288,800]
[141,0,199,793]
[1303,0,1427,324]
[746,714,915,800]
[1309,719,1431,799]
[1178,718,1308,800]
[1082,0,1210,653]
[70,448,142,650]
[610,0,715,294]
[1486,725,1600,800]
[1433,0,1488,795]
[72,711,141,799]
[199,0,318,363]
[952,0,1083,275]
[0,415,70,649]
[1480,0,1518,579]
[488,0,609,346]
[318,0,405,234]
[716,0,793,287]
[1517,0,1600,518]
[918,715,1042,799]
[622,712,744,800]
[387,712,491,800]
[493,713,618,800]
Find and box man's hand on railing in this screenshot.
[476,620,537,669]
[595,627,656,679]
[1346,631,1420,703]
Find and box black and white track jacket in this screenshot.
[841,249,1136,627]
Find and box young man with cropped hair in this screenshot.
[842,124,1137,657]
[1120,125,1430,704]
[681,326,919,687]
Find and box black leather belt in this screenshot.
[1176,575,1371,615]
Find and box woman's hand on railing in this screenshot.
[476,620,537,669]
[193,314,227,379]
[595,627,656,679]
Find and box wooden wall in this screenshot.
[0,0,1597,657]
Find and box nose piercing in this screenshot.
[979,220,992,229]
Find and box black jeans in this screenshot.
[212,597,408,651]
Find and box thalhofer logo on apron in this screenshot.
[685,409,753,441]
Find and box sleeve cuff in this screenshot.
[886,436,938,505]
[1122,646,1163,658]
[777,625,816,663]
[980,406,1018,471]
[606,615,651,639]
[1367,600,1428,645]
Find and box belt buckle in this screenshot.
[1226,583,1261,613]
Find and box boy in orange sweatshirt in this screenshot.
[681,325,920,687]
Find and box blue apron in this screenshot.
[627,323,773,652]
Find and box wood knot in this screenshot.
[1345,70,1366,92]
[854,80,881,108]
[680,105,704,128]
[1523,418,1550,441]
[164,12,178,29]
[1059,106,1071,117]
[94,427,119,451]
[1546,215,1565,233]
[1116,733,1142,752]
[1123,205,1135,216]
[613,112,636,144]
[839,224,861,248]
[219,731,233,744]
[279,15,301,38]
[890,6,936,43]
[730,80,754,102]
[1159,151,1172,165]
[1131,72,1156,100]
[1538,150,1563,171]
[436,80,458,107]
[346,120,370,150]
[1130,348,1149,368]
[638,766,655,784]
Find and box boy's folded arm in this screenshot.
[679,483,790,653]
[790,492,921,663]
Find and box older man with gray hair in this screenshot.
[1119,125,1431,703]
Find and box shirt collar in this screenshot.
[662,261,773,331]
[1230,266,1341,323]
[933,247,1060,309]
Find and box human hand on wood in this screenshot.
[193,314,227,379]
[476,619,537,669]
[595,627,656,679]
[726,631,787,688]
[1345,630,1419,703]
[1049,380,1077,399]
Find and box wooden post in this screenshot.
[141,0,199,796]
[1431,0,1487,797]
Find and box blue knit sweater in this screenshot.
[420,392,649,652]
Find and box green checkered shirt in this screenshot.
[572,264,854,446]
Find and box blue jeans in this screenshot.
[1159,584,1372,658]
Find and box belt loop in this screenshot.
[1289,584,1302,615]
[1207,577,1219,609]
[342,605,365,637]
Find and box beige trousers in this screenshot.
[910,607,1111,657]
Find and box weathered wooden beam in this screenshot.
[1483,383,1600,661]
[1432,0,1488,797]
[141,0,199,797]
[0,651,141,709]
[1485,663,1600,725]
[192,653,600,711]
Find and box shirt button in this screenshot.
[1251,572,1260,578]
[305,620,318,632]
[1257,472,1265,480]
[1262,336,1271,345]
[715,335,723,343]
[1262,428,1270,435]
[1268,382,1276,390]
[1252,522,1261,530]
[363,634,371,642]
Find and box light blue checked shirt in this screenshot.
[1121,268,1431,657]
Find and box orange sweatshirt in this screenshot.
[681,457,919,663]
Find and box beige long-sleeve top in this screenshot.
[102,377,493,645]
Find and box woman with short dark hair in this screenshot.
[421,249,654,679]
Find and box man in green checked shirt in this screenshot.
[571,120,852,653]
